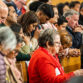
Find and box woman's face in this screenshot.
[28,23,38,33]
[49,7,59,23]
[80,8,83,16]
[47,35,61,55]
[63,5,70,14]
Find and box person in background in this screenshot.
[79,3,83,25]
[69,1,80,12]
[29,1,43,12]
[42,6,59,31]
[4,0,17,12]
[4,3,17,27]
[18,11,40,53]
[63,2,70,14]
[0,26,17,83]
[57,16,68,31]
[63,9,82,49]
[4,34,23,83]
[14,0,26,16]
[0,1,8,24]
[36,3,54,24]
[28,28,83,83]
[0,1,8,82]
[57,2,70,17]
[10,23,31,61]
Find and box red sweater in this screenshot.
[28,47,74,83]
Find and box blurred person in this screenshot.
[69,1,80,12]
[4,34,23,83]
[29,1,44,12]
[57,16,68,31]
[57,2,70,17]
[18,11,40,52]
[10,23,31,61]
[0,0,8,24]
[66,76,83,83]
[28,28,83,83]
[79,3,83,25]
[5,3,17,27]
[0,26,17,83]
[63,2,70,14]
[14,0,26,16]
[42,6,59,30]
[63,9,82,49]
[59,30,80,58]
[36,3,54,24]
[4,0,17,12]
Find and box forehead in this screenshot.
[54,35,60,42]
[71,14,79,19]
[0,9,8,18]
[53,7,58,13]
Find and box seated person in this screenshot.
[28,28,83,83]
[4,34,23,83]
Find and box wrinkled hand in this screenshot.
[74,26,83,33]
[68,49,80,57]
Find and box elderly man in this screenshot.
[0,1,8,24]
[63,9,82,49]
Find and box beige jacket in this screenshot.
[4,57,23,83]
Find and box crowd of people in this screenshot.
[0,0,83,83]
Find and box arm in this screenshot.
[16,52,31,61]
[38,57,74,83]
[72,32,82,49]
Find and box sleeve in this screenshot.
[31,37,38,51]
[16,52,31,61]
[72,32,82,49]
[0,54,6,83]
[38,57,74,83]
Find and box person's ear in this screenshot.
[46,41,50,49]
[66,17,70,21]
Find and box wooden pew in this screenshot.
[16,61,29,83]
[61,56,81,73]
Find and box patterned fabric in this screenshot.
[0,52,6,83]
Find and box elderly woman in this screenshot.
[28,29,83,83]
[0,26,17,83]
[4,34,23,83]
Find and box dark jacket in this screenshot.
[66,26,82,49]
[16,52,31,61]
[0,52,6,83]
[79,14,83,25]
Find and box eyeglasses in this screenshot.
[54,42,61,46]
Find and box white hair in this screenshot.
[0,26,17,51]
[63,9,79,18]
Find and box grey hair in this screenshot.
[38,29,59,47]
[63,9,79,18]
[0,26,17,51]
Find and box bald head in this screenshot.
[0,1,8,24]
